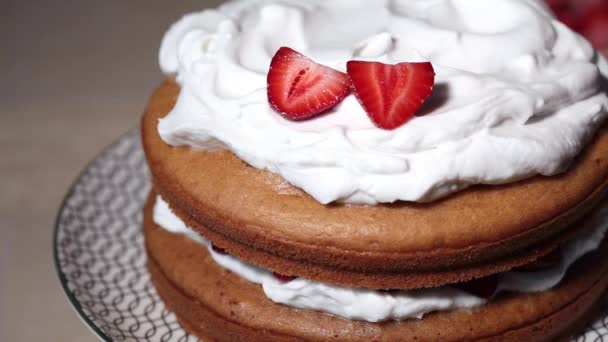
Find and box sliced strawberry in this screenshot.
[347,61,435,130]
[272,272,297,283]
[453,275,499,300]
[267,47,352,120]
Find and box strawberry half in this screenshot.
[347,61,435,129]
[267,47,352,120]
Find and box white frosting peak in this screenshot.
[158,0,608,204]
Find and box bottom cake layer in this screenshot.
[143,194,608,341]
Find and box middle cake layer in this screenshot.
[151,193,608,321]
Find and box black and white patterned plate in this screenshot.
[54,129,608,341]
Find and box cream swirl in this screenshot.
[158,0,608,204]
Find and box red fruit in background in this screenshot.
[581,4,608,53]
[546,0,570,16]
[568,0,607,15]
[346,61,435,130]
[546,0,583,31]
[557,10,584,31]
[267,47,352,121]
[545,0,608,53]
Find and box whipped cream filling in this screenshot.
[153,195,608,322]
[158,0,608,205]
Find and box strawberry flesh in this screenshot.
[347,61,435,130]
[267,47,352,120]
[272,272,297,283]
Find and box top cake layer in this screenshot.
[157,0,608,204]
[141,80,608,288]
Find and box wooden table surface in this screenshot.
[2,1,222,340]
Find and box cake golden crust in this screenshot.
[142,80,608,289]
[144,194,608,342]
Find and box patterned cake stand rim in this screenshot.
[53,129,138,342]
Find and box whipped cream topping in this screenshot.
[158,0,608,205]
[153,195,608,322]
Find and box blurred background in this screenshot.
[1,1,222,341]
[0,0,606,341]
